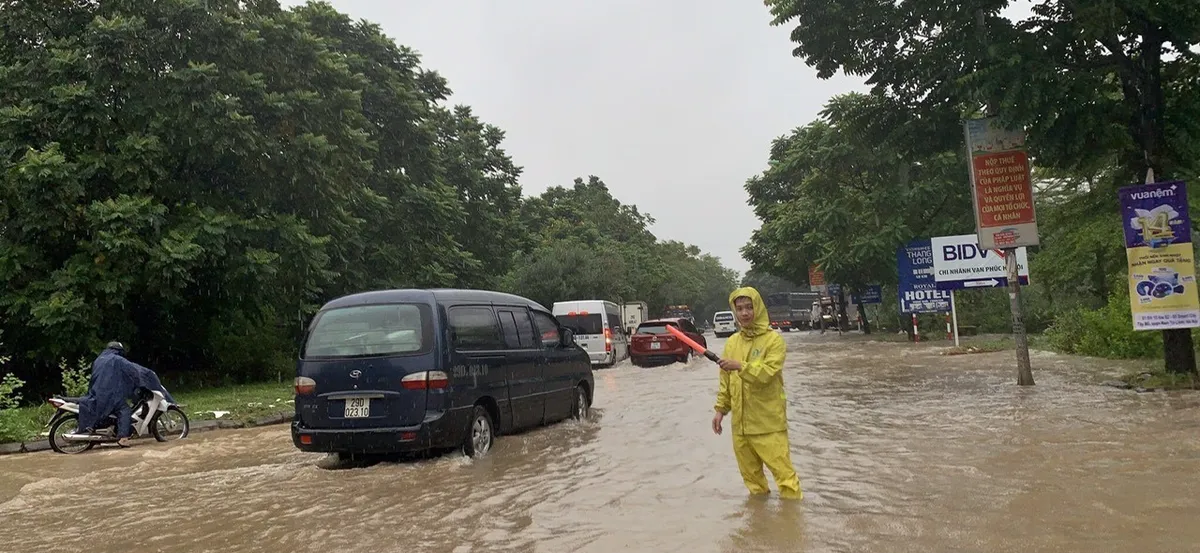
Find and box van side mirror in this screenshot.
[560,328,575,347]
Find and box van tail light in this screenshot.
[604,327,613,352]
[401,371,450,390]
[294,376,317,395]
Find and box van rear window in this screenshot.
[636,323,676,335]
[304,304,430,358]
[714,313,734,322]
[558,313,604,335]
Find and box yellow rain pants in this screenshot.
[716,286,802,499]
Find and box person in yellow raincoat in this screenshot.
[711,286,802,499]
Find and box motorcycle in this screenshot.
[45,388,190,454]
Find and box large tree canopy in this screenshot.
[764,0,1200,180]
[0,0,739,393]
[756,0,1200,367]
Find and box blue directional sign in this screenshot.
[852,285,883,304]
[897,239,952,313]
[827,283,843,298]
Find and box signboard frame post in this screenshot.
[964,118,1037,386]
[950,290,960,347]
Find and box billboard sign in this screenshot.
[897,239,951,313]
[1118,181,1200,330]
[931,234,1030,290]
[965,117,1039,249]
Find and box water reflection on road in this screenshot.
[2,332,1199,553]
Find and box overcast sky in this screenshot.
[280,0,868,276]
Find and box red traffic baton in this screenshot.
[665,324,722,362]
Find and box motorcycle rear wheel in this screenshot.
[150,406,190,442]
[49,414,96,455]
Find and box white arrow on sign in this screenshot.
[964,279,1001,288]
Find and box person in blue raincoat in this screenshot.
[76,341,175,447]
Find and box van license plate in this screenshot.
[650,342,661,350]
[344,397,370,418]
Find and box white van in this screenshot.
[552,300,630,367]
[712,310,737,338]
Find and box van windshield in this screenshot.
[714,313,734,322]
[304,304,428,358]
[558,313,604,335]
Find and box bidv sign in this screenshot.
[931,234,1030,290]
[897,239,951,314]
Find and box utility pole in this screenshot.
[1006,248,1034,385]
[975,8,1033,385]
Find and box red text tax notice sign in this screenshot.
[964,117,1039,249]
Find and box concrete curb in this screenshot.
[0,412,293,456]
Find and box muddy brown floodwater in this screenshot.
[3,332,1200,553]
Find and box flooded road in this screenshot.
[3,332,1200,553]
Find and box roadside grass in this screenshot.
[1118,368,1200,391]
[1,381,293,444]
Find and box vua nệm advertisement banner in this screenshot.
[1118,180,1200,330]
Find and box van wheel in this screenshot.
[572,385,590,420]
[462,406,494,458]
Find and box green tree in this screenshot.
[740,269,799,296]
[0,0,521,391]
[503,175,738,321]
[430,105,526,288]
[0,0,361,386]
[743,93,973,297]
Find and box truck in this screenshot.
[620,301,649,335]
[766,291,822,331]
[663,305,694,323]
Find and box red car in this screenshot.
[630,318,707,367]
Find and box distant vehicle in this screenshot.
[663,305,694,322]
[789,292,821,329]
[630,318,707,367]
[292,288,594,460]
[621,301,649,335]
[712,310,737,338]
[813,297,840,332]
[767,291,820,331]
[766,293,796,331]
[552,300,630,367]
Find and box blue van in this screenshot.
[291,289,595,459]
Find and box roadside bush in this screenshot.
[1046,289,1162,359]
[953,283,1055,334]
[60,358,90,397]
[206,308,296,386]
[0,371,29,443]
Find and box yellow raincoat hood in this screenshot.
[728,286,770,338]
